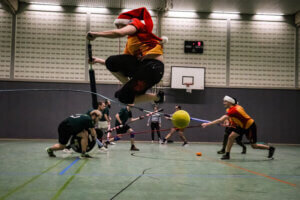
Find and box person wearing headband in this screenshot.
[202,96,275,160]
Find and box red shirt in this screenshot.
[226,105,254,129]
[124,19,163,58]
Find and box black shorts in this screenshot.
[231,123,257,144]
[95,128,103,139]
[106,54,164,104]
[116,124,131,134]
[58,120,74,145]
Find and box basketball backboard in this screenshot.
[171,66,205,93]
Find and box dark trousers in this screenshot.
[105,54,164,104]
[151,122,161,140]
[221,127,246,150]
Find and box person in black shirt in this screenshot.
[46,110,101,158]
[106,105,142,151]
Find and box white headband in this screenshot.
[223,95,236,104]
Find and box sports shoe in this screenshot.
[151,140,154,143]
[80,153,93,158]
[154,90,165,104]
[63,148,73,154]
[217,149,225,154]
[98,146,108,152]
[221,154,230,160]
[241,146,247,154]
[130,145,140,151]
[46,148,56,157]
[110,142,116,145]
[268,146,275,158]
[182,142,188,146]
[161,138,167,144]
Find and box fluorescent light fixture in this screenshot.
[88,7,110,14]
[213,11,241,14]
[27,4,64,11]
[252,14,284,21]
[209,13,241,19]
[256,12,284,16]
[166,11,199,18]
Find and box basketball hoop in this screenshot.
[184,83,193,93]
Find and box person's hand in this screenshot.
[89,57,105,65]
[202,123,208,128]
[159,124,161,127]
[88,57,96,64]
[147,123,149,126]
[139,116,144,120]
[86,32,96,41]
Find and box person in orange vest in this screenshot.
[202,96,275,160]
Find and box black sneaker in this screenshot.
[182,142,188,146]
[268,146,275,158]
[46,148,56,157]
[154,90,165,104]
[221,154,230,160]
[130,145,140,151]
[80,153,93,158]
[217,149,225,154]
[241,146,247,154]
[161,138,167,144]
[104,141,109,148]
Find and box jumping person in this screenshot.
[217,118,246,154]
[86,7,166,104]
[161,105,188,146]
[202,96,275,160]
[106,105,143,151]
[46,110,102,158]
[147,105,162,143]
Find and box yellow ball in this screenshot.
[171,110,190,129]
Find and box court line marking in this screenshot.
[51,158,89,200]
[0,159,64,200]
[176,146,297,188]
[110,168,151,200]
[210,157,297,187]
[59,158,80,175]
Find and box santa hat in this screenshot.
[114,7,153,32]
[223,95,238,104]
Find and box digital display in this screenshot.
[184,41,204,53]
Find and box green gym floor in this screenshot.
[0,140,299,200]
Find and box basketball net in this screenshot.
[184,83,193,93]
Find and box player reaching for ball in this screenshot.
[161,105,189,146]
[202,95,275,160]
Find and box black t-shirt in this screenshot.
[115,108,132,126]
[66,114,94,134]
[100,107,109,121]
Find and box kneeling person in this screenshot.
[46,110,101,158]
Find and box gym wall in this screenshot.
[0,3,299,143]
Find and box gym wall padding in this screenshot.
[0,81,299,144]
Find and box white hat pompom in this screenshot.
[161,36,168,44]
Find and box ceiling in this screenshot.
[19,0,300,15]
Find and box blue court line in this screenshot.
[59,158,80,175]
